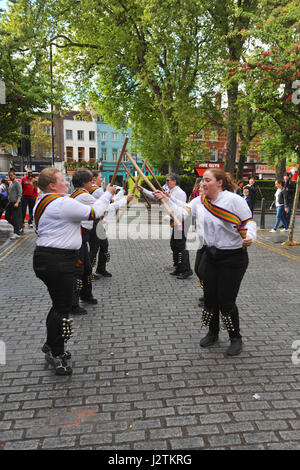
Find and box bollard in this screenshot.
[147,206,151,225]
[260,198,265,229]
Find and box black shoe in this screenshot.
[96,270,112,278]
[71,305,88,315]
[200,332,218,348]
[176,270,193,279]
[93,273,101,280]
[226,338,243,356]
[198,296,204,307]
[80,296,98,304]
[45,351,73,375]
[42,343,72,360]
[170,269,180,276]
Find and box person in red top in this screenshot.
[190,177,201,200]
[21,168,38,228]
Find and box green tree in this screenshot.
[234,1,300,241]
[2,0,221,172]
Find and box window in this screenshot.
[100,132,107,141]
[197,130,205,141]
[89,147,96,161]
[210,130,218,141]
[66,146,73,161]
[77,130,84,140]
[78,147,85,162]
[210,148,217,161]
[112,149,118,161]
[89,131,95,141]
[66,129,73,140]
[112,132,118,142]
[101,149,107,161]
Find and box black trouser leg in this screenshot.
[203,249,248,339]
[96,235,109,274]
[89,220,101,266]
[80,229,93,300]
[33,247,77,356]
[5,203,22,234]
[170,223,191,274]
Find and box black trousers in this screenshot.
[33,246,78,356]
[203,247,249,339]
[170,221,191,273]
[22,196,35,225]
[89,220,110,273]
[77,228,93,301]
[5,202,23,234]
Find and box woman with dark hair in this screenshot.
[154,168,257,356]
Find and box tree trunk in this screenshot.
[275,158,286,181]
[288,162,300,244]
[224,85,239,176]
[236,140,249,181]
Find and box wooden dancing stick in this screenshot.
[121,162,151,209]
[123,165,132,189]
[143,160,163,191]
[126,152,182,230]
[110,136,129,185]
[117,158,149,223]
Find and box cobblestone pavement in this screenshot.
[0,206,299,450]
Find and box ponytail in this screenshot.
[208,168,235,192]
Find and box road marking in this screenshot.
[255,239,300,262]
[0,234,32,262]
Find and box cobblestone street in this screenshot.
[0,205,299,450]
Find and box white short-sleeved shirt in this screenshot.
[169,190,257,249]
[33,192,112,249]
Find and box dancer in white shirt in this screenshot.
[138,173,193,279]
[33,168,115,375]
[154,168,256,356]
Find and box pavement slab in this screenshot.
[0,205,299,451]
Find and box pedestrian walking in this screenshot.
[269,180,288,232]
[32,168,115,375]
[5,169,23,239]
[0,178,9,218]
[154,168,257,356]
[283,172,296,227]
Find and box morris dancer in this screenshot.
[88,170,125,278]
[154,168,256,356]
[138,173,193,279]
[32,168,115,375]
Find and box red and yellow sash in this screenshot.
[70,188,95,221]
[34,194,63,229]
[88,186,100,194]
[201,195,252,239]
[70,188,88,199]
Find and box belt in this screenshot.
[206,246,246,257]
[35,246,79,255]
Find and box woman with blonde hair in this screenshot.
[154,168,256,356]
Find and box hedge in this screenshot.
[128,175,290,204]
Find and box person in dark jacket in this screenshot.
[283,173,296,227]
[244,177,258,216]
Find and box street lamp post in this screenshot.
[50,43,55,167]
